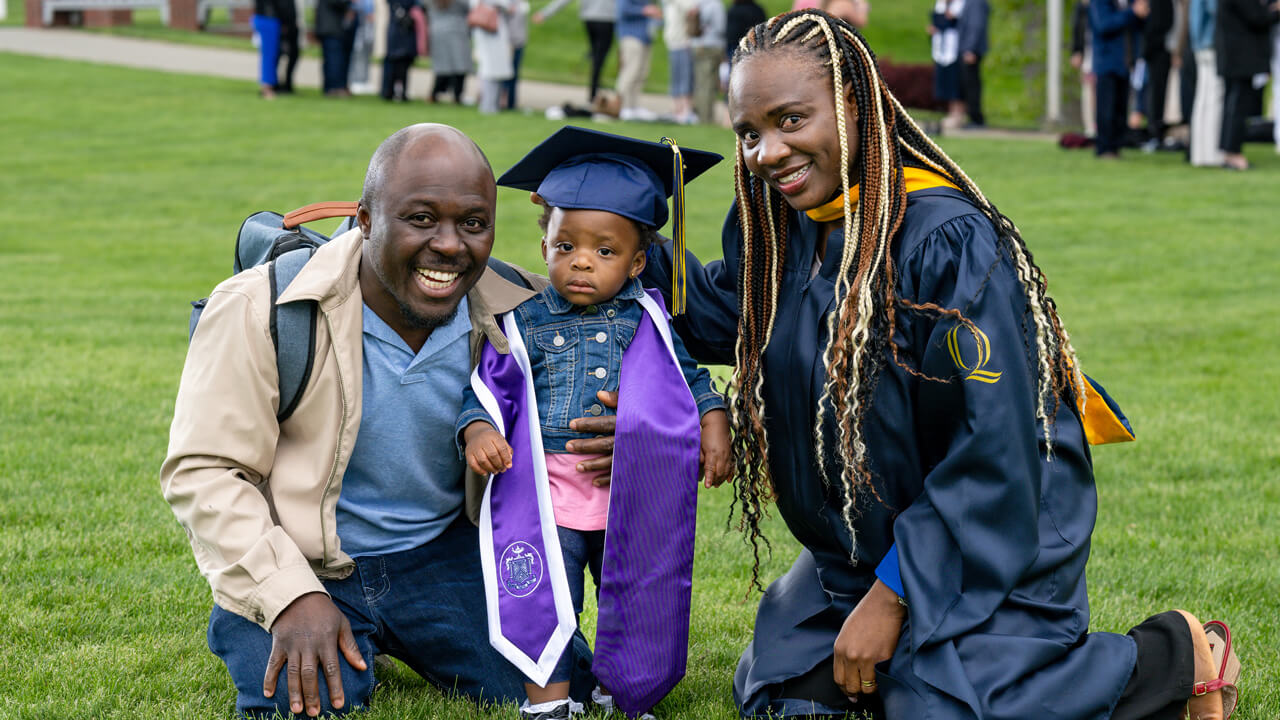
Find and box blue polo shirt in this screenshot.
[335,298,473,557]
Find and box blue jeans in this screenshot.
[319,34,350,92]
[208,517,596,717]
[545,526,605,684]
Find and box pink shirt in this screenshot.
[545,452,610,531]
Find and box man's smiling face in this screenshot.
[358,128,496,347]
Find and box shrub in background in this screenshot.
[878,58,945,112]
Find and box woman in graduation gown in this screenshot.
[640,9,1235,720]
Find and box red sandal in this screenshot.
[1193,621,1240,719]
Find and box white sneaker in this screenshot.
[620,106,658,122]
[519,698,585,719]
[591,687,656,718]
[591,686,613,714]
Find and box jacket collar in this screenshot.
[276,227,364,311]
[467,265,539,354]
[541,277,645,314]
[276,228,538,354]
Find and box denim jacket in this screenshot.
[457,278,724,453]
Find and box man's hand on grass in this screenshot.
[264,592,367,717]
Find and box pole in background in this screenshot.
[1046,0,1063,124]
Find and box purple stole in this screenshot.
[472,290,700,714]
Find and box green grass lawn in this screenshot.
[1,52,1278,719]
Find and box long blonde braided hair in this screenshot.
[726,10,1086,588]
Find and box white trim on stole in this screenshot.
[634,291,687,375]
[476,312,578,688]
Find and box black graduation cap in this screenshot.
[497,126,721,313]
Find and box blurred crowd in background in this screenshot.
[245,0,1279,166]
[250,0,871,123]
[1070,0,1279,168]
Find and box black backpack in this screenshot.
[188,201,533,422]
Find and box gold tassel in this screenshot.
[661,137,687,315]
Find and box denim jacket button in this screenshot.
[606,308,616,318]
[594,367,607,379]
[553,334,565,346]
[585,305,598,314]
[588,404,603,415]
[595,331,607,343]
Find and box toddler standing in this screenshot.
[457,127,730,720]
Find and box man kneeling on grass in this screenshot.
[161,123,606,717]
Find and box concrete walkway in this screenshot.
[0,27,686,117]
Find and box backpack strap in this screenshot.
[269,247,319,423]
[264,254,528,422]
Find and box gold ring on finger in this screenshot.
[861,680,876,687]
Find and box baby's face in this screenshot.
[541,207,646,307]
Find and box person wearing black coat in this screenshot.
[1141,0,1175,147]
[725,0,767,61]
[316,0,358,95]
[1090,0,1151,157]
[957,0,989,126]
[1215,0,1280,168]
[382,0,421,101]
[274,0,299,93]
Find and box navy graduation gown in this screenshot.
[642,188,1136,720]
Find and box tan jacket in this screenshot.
[161,229,544,630]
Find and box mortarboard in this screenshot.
[497,126,722,314]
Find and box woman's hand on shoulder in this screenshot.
[832,580,906,697]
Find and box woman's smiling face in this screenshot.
[729,50,860,213]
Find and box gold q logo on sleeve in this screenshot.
[946,322,1003,384]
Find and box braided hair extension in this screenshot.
[726,138,791,590]
[728,9,1084,583]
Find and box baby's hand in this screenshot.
[463,421,513,475]
[698,409,733,488]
